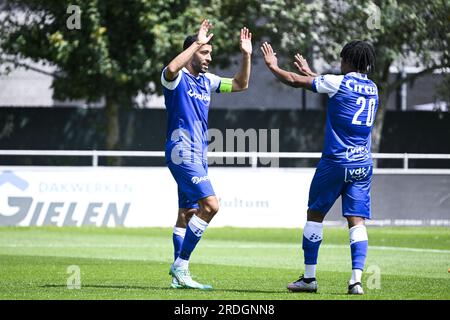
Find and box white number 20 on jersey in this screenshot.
[352,97,376,126]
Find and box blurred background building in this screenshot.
[0,58,447,111]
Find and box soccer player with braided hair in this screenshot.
[262,40,378,295]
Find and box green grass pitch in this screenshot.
[0,226,449,300]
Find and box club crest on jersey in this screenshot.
[191,175,210,185]
[346,146,369,161]
[187,89,210,102]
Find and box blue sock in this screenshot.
[172,227,186,261]
[351,241,368,270]
[349,225,368,271]
[178,215,208,261]
[302,221,323,270]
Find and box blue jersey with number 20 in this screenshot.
[312,72,379,166]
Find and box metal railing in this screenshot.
[1,150,450,172]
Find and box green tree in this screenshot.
[0,0,261,152]
[262,0,450,152]
[2,0,448,154]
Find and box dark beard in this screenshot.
[192,61,207,74]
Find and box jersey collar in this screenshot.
[182,67,203,79]
[347,72,368,79]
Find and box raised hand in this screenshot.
[197,19,214,45]
[239,27,252,55]
[294,53,317,76]
[261,42,277,68]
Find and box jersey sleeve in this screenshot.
[205,73,232,93]
[311,74,344,97]
[161,67,183,90]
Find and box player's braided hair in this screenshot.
[183,35,213,50]
[340,40,376,74]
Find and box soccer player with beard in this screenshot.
[161,19,252,289]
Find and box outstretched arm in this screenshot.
[261,42,315,90]
[165,19,214,80]
[231,27,252,92]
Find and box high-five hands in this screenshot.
[197,19,214,45]
[294,53,317,77]
[240,27,252,55]
[261,42,278,69]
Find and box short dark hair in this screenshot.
[340,40,376,73]
[183,34,213,50]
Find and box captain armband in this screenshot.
[219,78,233,93]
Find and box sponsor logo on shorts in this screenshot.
[345,166,371,182]
[191,175,210,185]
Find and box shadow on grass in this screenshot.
[42,284,159,291]
[41,284,287,294]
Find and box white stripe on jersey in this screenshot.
[204,73,221,92]
[314,74,344,97]
[161,67,183,90]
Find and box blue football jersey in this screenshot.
[312,72,379,166]
[161,67,223,164]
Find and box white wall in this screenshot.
[0,167,313,228]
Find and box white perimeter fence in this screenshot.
[1,150,450,173]
[0,150,449,228]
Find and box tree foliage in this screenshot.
[0,0,448,152]
[262,0,449,88]
[0,0,261,150]
[261,0,449,151]
[0,0,261,100]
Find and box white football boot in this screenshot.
[348,282,364,295]
[169,264,212,290]
[287,275,318,293]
